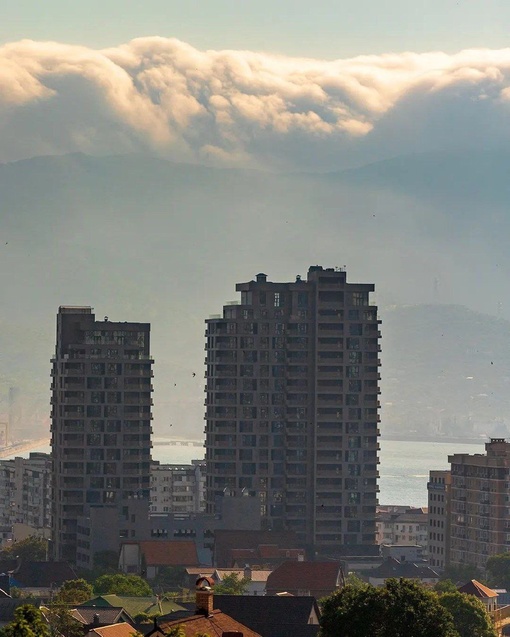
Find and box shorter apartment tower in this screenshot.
[449,439,510,569]
[150,460,206,514]
[427,470,451,570]
[0,453,52,533]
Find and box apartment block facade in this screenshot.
[204,266,381,553]
[0,453,51,532]
[150,460,206,514]
[449,439,510,569]
[51,306,153,563]
[376,506,428,553]
[427,470,451,570]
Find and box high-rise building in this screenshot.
[50,306,153,563]
[204,266,381,553]
[427,470,451,570]
[449,438,510,569]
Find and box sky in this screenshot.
[2,0,510,57]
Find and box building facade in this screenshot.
[449,439,510,569]
[376,506,428,553]
[427,469,451,570]
[150,460,206,514]
[51,306,153,563]
[204,266,381,553]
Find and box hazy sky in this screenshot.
[2,0,510,57]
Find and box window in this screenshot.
[274,292,283,307]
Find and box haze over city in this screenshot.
[2,1,510,440]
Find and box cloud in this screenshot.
[3,38,510,168]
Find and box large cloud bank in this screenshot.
[2,37,510,169]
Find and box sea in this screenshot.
[7,438,484,508]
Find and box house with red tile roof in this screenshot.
[214,530,304,567]
[84,622,138,637]
[119,540,200,578]
[458,579,499,612]
[265,561,343,599]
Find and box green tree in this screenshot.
[0,536,47,562]
[486,553,510,589]
[94,573,152,596]
[439,591,497,637]
[152,566,184,591]
[214,572,250,595]
[45,604,83,637]
[320,578,457,637]
[0,604,50,637]
[53,578,93,605]
[441,563,483,584]
[435,579,458,594]
[165,627,185,637]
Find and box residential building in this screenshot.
[458,580,499,613]
[427,469,451,570]
[213,529,304,568]
[213,595,321,637]
[205,267,381,554]
[118,539,200,578]
[50,306,153,563]
[449,438,510,569]
[367,557,439,587]
[265,561,343,598]
[376,506,428,554]
[212,567,272,596]
[0,453,51,535]
[150,460,205,514]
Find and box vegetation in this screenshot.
[214,572,250,595]
[486,553,510,589]
[435,579,459,594]
[0,604,50,637]
[440,564,483,584]
[94,573,152,597]
[320,578,458,637]
[45,604,84,637]
[0,536,47,562]
[439,592,497,637]
[151,566,185,591]
[52,578,93,605]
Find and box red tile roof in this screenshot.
[133,541,199,566]
[85,623,136,637]
[266,561,341,595]
[159,609,262,637]
[458,579,498,598]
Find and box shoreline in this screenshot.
[381,434,486,445]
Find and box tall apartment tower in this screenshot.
[427,470,451,570]
[449,438,510,569]
[204,267,381,553]
[51,307,153,563]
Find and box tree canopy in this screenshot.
[214,572,250,595]
[0,536,47,562]
[486,553,510,589]
[94,573,152,597]
[0,604,50,637]
[53,578,94,605]
[439,592,497,637]
[320,578,457,637]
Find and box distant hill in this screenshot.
[1,151,510,440]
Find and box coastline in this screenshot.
[381,434,486,445]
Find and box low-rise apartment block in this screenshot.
[0,453,52,537]
[150,460,205,514]
[376,506,428,555]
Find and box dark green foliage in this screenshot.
[151,566,185,591]
[0,536,47,562]
[441,564,483,585]
[214,572,250,595]
[53,578,93,604]
[46,604,84,637]
[439,592,497,637]
[434,579,458,594]
[320,578,457,637]
[0,604,50,637]
[94,573,152,596]
[486,553,510,589]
